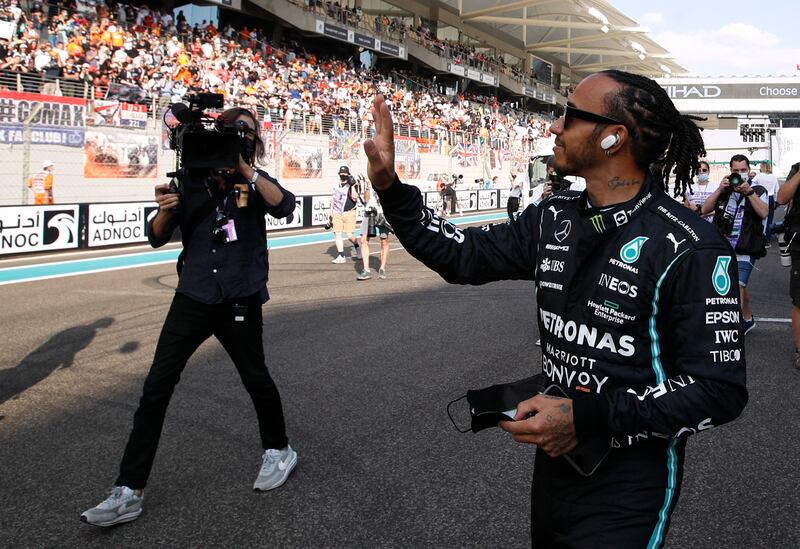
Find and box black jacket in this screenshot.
[149,169,296,304]
[378,174,748,450]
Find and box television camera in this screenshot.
[164,93,257,192]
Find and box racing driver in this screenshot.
[363,70,748,547]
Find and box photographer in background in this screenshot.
[507,169,523,220]
[702,154,769,335]
[81,107,298,528]
[775,162,800,369]
[356,175,394,280]
[329,165,361,264]
[530,155,579,206]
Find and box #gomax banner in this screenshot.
[266,197,304,230]
[0,91,86,147]
[88,202,159,247]
[0,205,80,255]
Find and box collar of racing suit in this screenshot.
[573,173,659,236]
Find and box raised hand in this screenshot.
[363,95,396,191]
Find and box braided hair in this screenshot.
[599,70,706,197]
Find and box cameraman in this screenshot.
[702,154,769,334]
[775,162,800,369]
[82,107,298,527]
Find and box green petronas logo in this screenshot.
[713,256,732,296]
[590,215,605,233]
[620,236,649,264]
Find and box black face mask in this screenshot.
[447,374,546,433]
[340,175,350,182]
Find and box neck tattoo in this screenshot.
[608,177,641,190]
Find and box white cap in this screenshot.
[42,160,54,169]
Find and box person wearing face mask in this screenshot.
[329,165,361,264]
[702,154,769,335]
[684,159,716,221]
[81,107,299,528]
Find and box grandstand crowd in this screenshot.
[0,0,552,146]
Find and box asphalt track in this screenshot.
[1,214,799,548]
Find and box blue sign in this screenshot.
[0,123,85,148]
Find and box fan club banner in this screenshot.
[0,91,85,147]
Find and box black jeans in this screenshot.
[507,196,520,219]
[116,292,288,489]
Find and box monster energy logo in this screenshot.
[590,215,606,233]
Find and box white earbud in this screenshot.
[600,134,620,150]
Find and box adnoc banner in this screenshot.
[0,205,80,255]
[266,197,304,230]
[87,202,158,247]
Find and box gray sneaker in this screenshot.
[378,268,387,279]
[253,445,297,491]
[81,486,143,527]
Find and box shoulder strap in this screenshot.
[176,185,228,275]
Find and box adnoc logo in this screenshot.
[620,236,648,264]
[713,256,732,296]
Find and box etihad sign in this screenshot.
[663,85,721,99]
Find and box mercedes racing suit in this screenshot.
[378,174,748,548]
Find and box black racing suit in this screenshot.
[378,174,748,548]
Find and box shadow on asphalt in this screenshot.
[0,317,114,405]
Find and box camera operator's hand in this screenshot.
[542,182,553,200]
[155,183,180,212]
[364,95,396,191]
[237,154,252,179]
[737,182,753,195]
[720,176,730,189]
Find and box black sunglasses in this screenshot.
[559,104,627,129]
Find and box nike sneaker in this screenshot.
[253,445,297,491]
[80,486,143,527]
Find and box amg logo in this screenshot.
[598,273,638,298]
[545,244,570,252]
